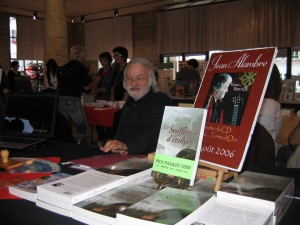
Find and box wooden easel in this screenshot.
[198,161,238,191]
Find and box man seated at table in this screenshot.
[100,57,173,155]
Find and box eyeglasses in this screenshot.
[113,53,122,58]
[124,76,146,83]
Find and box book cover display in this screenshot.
[96,157,152,178]
[194,47,277,171]
[117,187,214,225]
[152,106,207,186]
[72,183,157,225]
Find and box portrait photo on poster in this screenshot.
[203,72,254,126]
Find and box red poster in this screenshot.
[194,47,277,171]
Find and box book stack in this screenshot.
[8,172,71,202]
[35,157,153,216]
[216,171,294,225]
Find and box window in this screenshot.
[9,17,17,59]
[9,16,44,78]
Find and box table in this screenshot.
[84,106,119,128]
[0,141,299,225]
[84,106,120,143]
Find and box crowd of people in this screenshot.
[1,46,300,167]
[0,45,174,156]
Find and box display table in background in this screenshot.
[84,106,119,127]
[84,106,120,143]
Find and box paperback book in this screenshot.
[152,106,207,186]
[216,171,294,225]
[194,47,277,171]
[36,199,72,217]
[72,183,157,225]
[36,169,127,210]
[96,157,152,181]
[9,172,71,202]
[36,158,153,211]
[116,186,214,225]
[191,195,273,225]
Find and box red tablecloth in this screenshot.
[84,107,119,127]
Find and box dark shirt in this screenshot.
[96,67,114,101]
[112,63,127,101]
[57,60,91,98]
[7,69,21,90]
[115,90,173,154]
[210,99,223,123]
[0,67,8,103]
[176,67,200,81]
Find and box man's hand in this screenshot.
[99,139,128,155]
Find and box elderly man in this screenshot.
[100,57,173,155]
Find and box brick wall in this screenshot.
[133,10,159,65]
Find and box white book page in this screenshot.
[193,196,273,225]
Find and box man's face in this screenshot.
[124,63,151,101]
[214,80,231,100]
[113,52,124,65]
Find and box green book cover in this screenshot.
[117,187,214,225]
[152,106,207,186]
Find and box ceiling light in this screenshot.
[114,9,119,17]
[80,15,85,23]
[33,11,37,20]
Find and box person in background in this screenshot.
[44,58,59,91]
[176,58,201,82]
[100,57,173,155]
[281,121,300,168]
[175,59,201,97]
[7,60,21,92]
[57,45,100,139]
[92,51,115,142]
[92,52,114,101]
[111,46,128,101]
[257,64,282,152]
[0,65,8,133]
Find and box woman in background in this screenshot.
[44,58,59,90]
[7,60,21,92]
[92,52,114,101]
